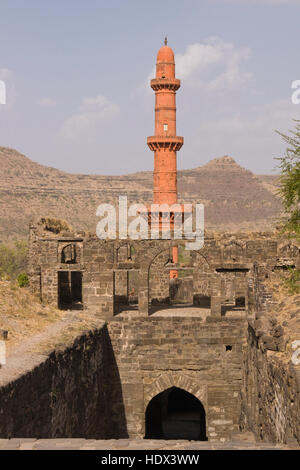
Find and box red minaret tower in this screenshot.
[147,38,183,206]
[147,38,183,278]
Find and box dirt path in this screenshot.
[0,312,80,387]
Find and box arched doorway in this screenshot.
[148,245,199,316]
[145,387,207,440]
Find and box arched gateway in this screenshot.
[145,387,207,440]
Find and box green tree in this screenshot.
[276,119,300,239]
[276,120,300,293]
[0,240,28,279]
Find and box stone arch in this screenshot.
[148,248,171,305]
[147,241,196,309]
[192,251,211,307]
[193,251,210,269]
[144,372,207,409]
[115,242,135,263]
[146,240,188,271]
[61,243,77,264]
[223,240,244,262]
[278,242,299,260]
[144,378,207,440]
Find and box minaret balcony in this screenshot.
[147,135,184,151]
[150,78,181,91]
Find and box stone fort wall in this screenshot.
[27,224,300,319]
[0,318,299,444]
[0,223,292,444]
[107,317,248,441]
[0,326,127,439]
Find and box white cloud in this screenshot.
[59,94,120,140]
[177,37,252,90]
[175,41,222,79]
[144,37,252,93]
[38,97,56,106]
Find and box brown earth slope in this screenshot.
[0,147,281,241]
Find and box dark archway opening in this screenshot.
[58,271,83,310]
[145,387,207,441]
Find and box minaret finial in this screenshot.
[164,36,168,46]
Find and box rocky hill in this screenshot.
[0,147,282,241]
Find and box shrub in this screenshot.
[284,267,300,294]
[39,217,72,234]
[276,120,300,239]
[0,240,28,279]
[17,272,29,288]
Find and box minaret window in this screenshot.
[163,124,168,132]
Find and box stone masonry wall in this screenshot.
[240,258,300,446]
[28,224,300,318]
[241,325,300,445]
[0,326,127,439]
[107,317,248,442]
[82,238,114,316]
[149,251,170,302]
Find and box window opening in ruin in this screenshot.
[220,271,247,317]
[61,244,77,264]
[149,246,201,316]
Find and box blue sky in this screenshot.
[0,0,300,175]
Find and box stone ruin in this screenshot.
[1,221,297,444]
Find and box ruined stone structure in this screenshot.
[0,41,299,447]
[27,227,299,319]
[19,222,299,444]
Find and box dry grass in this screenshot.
[38,217,72,234]
[31,315,105,356]
[0,280,64,352]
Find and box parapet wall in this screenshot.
[0,326,127,439]
[0,317,247,442]
[241,325,300,445]
[107,317,248,441]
